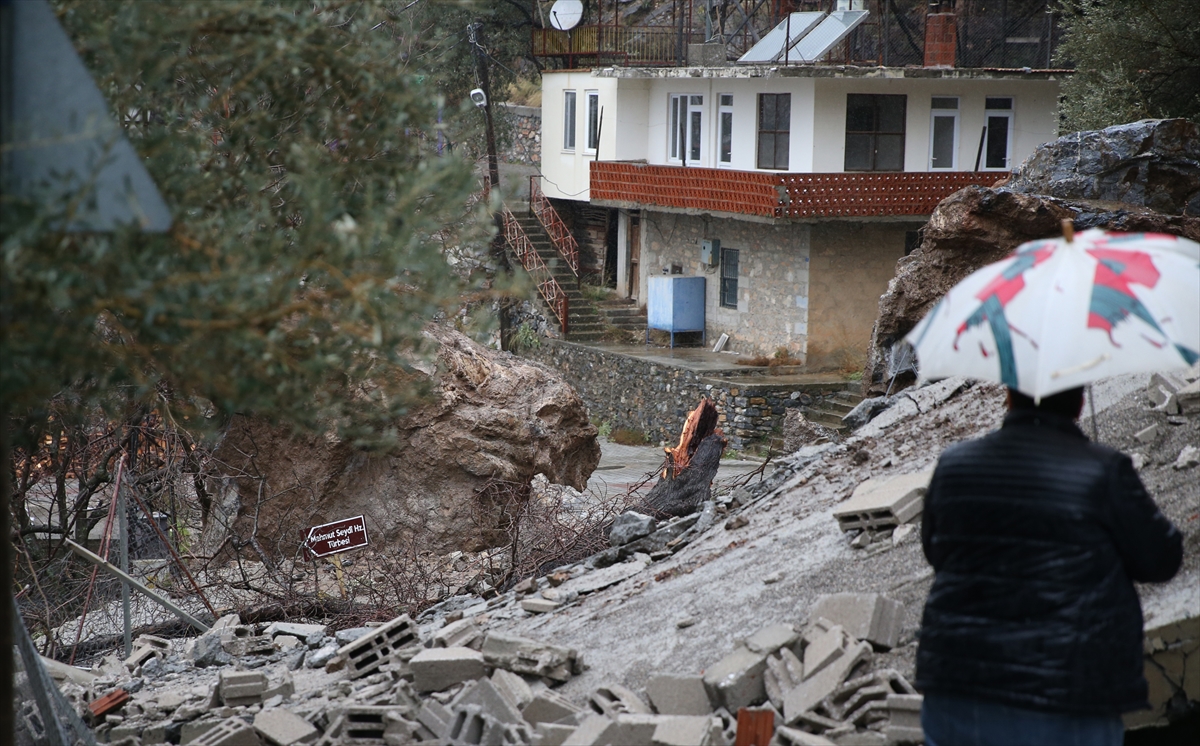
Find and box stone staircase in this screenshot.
[804,387,864,433]
[595,296,648,338]
[510,213,605,342]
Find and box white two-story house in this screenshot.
[533,7,1066,369]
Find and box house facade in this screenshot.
[531,8,1066,369]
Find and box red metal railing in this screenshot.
[529,177,579,275]
[502,207,569,335]
[589,162,997,218]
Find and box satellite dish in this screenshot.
[549,0,583,31]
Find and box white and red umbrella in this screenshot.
[905,228,1200,400]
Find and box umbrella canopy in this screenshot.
[905,229,1200,400]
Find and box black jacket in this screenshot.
[915,409,1183,715]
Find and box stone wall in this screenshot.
[640,212,812,359]
[522,339,850,450]
[498,104,540,166]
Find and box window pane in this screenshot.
[720,94,733,107]
[774,132,790,169]
[669,97,679,158]
[876,134,905,170]
[776,94,791,130]
[587,94,599,149]
[931,96,958,110]
[760,94,776,131]
[758,133,776,169]
[691,95,703,106]
[877,96,906,133]
[985,97,1013,110]
[846,94,874,132]
[931,115,955,168]
[844,133,873,170]
[985,115,1009,168]
[720,111,733,163]
[678,99,688,159]
[564,92,576,149]
[689,110,702,161]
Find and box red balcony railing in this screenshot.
[589,162,997,219]
[529,177,579,275]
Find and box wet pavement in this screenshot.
[586,438,769,497]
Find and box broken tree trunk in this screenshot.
[640,398,727,518]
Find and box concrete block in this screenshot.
[610,511,658,546]
[451,677,524,725]
[523,690,583,726]
[490,668,534,710]
[181,719,224,745]
[535,722,576,746]
[522,598,562,614]
[832,732,887,746]
[1135,423,1161,443]
[589,683,651,717]
[410,646,486,692]
[189,719,261,746]
[833,471,931,532]
[324,705,399,742]
[703,646,768,712]
[651,715,713,746]
[417,700,453,738]
[886,693,922,730]
[803,625,847,680]
[253,708,318,745]
[263,622,326,647]
[607,713,670,743]
[1178,379,1200,413]
[765,648,805,710]
[447,703,530,745]
[809,593,905,650]
[646,673,713,715]
[333,614,420,680]
[481,632,577,682]
[562,714,619,746]
[433,618,482,649]
[745,623,800,655]
[783,642,873,724]
[220,670,268,706]
[773,725,836,745]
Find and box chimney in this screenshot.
[923,10,957,68]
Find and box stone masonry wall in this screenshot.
[640,212,811,360]
[523,340,848,450]
[498,104,540,166]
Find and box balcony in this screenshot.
[589,162,997,220]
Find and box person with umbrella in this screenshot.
[904,226,1195,745]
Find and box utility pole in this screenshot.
[0,1,17,740]
[469,22,513,349]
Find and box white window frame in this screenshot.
[668,93,704,166]
[563,90,577,151]
[585,90,600,154]
[982,97,1014,171]
[718,93,734,166]
[928,96,959,171]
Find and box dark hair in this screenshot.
[1007,387,1085,419]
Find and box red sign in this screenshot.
[305,515,369,557]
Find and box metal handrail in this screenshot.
[501,207,569,335]
[529,176,580,276]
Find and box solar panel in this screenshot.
[789,10,869,63]
[737,12,826,63]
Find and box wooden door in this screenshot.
[629,216,641,300]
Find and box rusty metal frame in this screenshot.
[502,207,569,335]
[529,176,580,275]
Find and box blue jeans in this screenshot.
[922,692,1124,746]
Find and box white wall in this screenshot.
[540,71,619,201]
[811,77,1060,172]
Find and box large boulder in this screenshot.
[201,325,600,557]
[863,119,1200,395]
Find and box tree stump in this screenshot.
[640,398,727,518]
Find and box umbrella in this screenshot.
[905,227,1200,401]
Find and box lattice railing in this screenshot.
[529,177,579,275]
[589,162,997,219]
[502,207,569,335]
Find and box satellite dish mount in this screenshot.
[549,0,583,68]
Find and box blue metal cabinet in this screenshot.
[647,276,706,348]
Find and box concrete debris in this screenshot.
[589,683,651,717]
[326,614,420,679]
[833,472,930,533]
[1173,445,1199,470]
[610,511,659,546]
[1136,423,1161,443]
[809,594,905,651]
[481,632,580,682]
[253,708,319,745]
[410,646,487,692]
[646,674,713,716]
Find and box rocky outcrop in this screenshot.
[201,325,600,558]
[864,119,1200,395]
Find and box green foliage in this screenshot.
[509,321,542,352]
[611,427,649,446]
[595,419,613,439]
[1055,0,1200,131]
[2,1,502,448]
